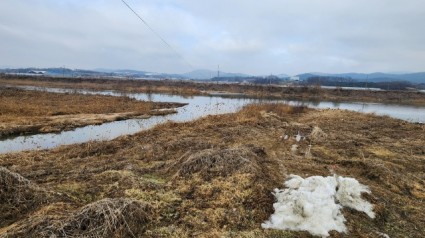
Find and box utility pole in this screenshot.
[217,65,220,85]
[365,75,368,89]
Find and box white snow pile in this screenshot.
[262,174,375,237]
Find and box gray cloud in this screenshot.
[1,0,424,75]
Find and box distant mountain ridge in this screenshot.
[0,67,423,84]
[297,72,425,84]
[182,69,250,80]
[0,67,252,80]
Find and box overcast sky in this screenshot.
[1,0,424,75]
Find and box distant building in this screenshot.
[28,70,46,75]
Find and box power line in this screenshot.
[120,0,193,69]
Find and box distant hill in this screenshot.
[0,67,104,77]
[95,68,149,75]
[182,69,250,80]
[296,72,425,84]
[277,73,289,78]
[297,73,321,81]
[95,68,250,80]
[1,67,424,84]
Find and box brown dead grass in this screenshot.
[54,198,151,237]
[1,198,152,238]
[0,167,51,227]
[237,103,307,121]
[0,87,183,138]
[0,103,424,237]
[0,88,153,119]
[174,146,266,179]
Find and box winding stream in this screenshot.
[1,86,424,153]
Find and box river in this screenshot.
[1,86,424,153]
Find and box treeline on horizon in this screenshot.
[211,76,424,90]
[1,72,423,91]
[302,76,423,90]
[211,76,283,85]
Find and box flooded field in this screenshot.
[1,86,424,153]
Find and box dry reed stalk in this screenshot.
[53,198,151,238]
[175,146,265,179]
[0,167,49,227]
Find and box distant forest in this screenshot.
[210,75,423,90]
[302,76,418,90]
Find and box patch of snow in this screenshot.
[305,145,312,158]
[375,231,390,238]
[291,145,298,154]
[295,132,302,142]
[335,176,375,218]
[262,174,375,237]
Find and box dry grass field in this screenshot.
[0,104,423,237]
